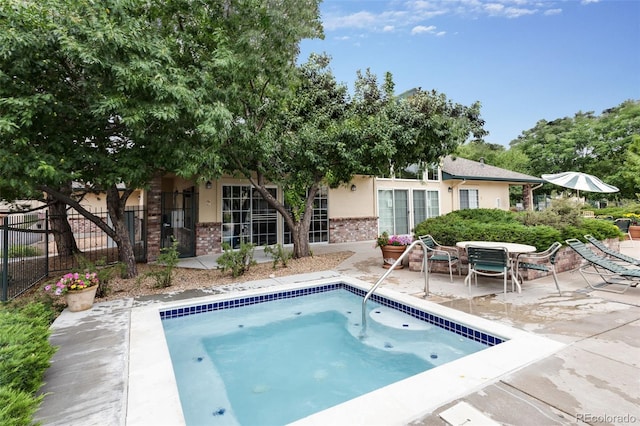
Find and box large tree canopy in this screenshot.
[0,0,242,275]
[508,99,640,200]
[206,53,487,257]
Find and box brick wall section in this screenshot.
[146,176,162,262]
[196,222,222,255]
[408,238,621,281]
[329,217,378,243]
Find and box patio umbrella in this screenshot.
[541,171,619,197]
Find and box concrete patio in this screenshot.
[35,240,640,425]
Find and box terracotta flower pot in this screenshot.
[629,225,640,240]
[64,285,98,312]
[380,245,407,269]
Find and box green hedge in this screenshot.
[0,303,57,425]
[414,208,622,250]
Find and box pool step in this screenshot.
[368,307,432,331]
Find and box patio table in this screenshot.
[456,241,536,293]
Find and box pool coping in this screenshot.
[126,275,565,426]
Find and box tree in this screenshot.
[509,100,640,200]
[0,0,230,277]
[209,54,487,257]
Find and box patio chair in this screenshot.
[464,245,510,296]
[614,218,632,240]
[418,234,461,282]
[584,234,640,266]
[565,238,640,294]
[514,242,563,295]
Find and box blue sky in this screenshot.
[299,0,640,146]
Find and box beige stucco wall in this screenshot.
[179,174,513,226]
[450,181,510,211]
[328,175,375,218]
[79,189,144,211]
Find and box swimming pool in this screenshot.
[161,286,490,425]
[126,276,564,426]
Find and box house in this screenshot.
[144,156,544,260]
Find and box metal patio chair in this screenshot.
[614,218,632,240]
[418,234,461,282]
[515,242,563,295]
[464,245,510,296]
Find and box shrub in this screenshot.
[264,244,293,269]
[217,242,256,277]
[143,237,180,288]
[414,206,620,250]
[0,303,57,395]
[0,386,44,426]
[7,245,41,258]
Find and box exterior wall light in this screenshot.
[205,181,212,189]
[448,187,453,193]
[350,184,357,192]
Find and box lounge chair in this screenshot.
[565,238,640,293]
[515,242,563,295]
[418,234,460,282]
[464,245,510,296]
[584,234,640,266]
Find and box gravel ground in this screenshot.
[97,251,354,302]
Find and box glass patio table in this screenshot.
[456,241,537,293]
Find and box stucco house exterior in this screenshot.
[144,156,544,260]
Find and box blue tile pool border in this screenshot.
[159,283,505,347]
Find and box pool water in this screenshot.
[162,289,488,425]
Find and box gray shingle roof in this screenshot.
[441,156,543,184]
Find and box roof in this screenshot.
[441,156,544,184]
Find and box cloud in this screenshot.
[322,1,564,35]
[411,25,437,35]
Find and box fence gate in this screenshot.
[1,213,48,301]
[161,190,197,257]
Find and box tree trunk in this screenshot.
[47,187,79,256]
[106,185,138,278]
[291,222,311,258]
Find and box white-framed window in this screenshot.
[459,189,479,209]
[377,189,409,235]
[413,189,440,225]
[425,164,439,181]
[381,162,440,181]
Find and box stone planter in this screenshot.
[65,285,98,312]
[380,245,407,269]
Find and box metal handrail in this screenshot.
[360,239,429,336]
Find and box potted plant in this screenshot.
[45,272,100,312]
[375,231,413,269]
[623,213,640,239]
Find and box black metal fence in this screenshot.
[1,208,146,302]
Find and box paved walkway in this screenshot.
[35,240,640,425]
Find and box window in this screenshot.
[393,163,440,181]
[378,189,409,235]
[395,164,424,180]
[283,187,329,244]
[425,164,439,181]
[413,190,440,224]
[460,189,479,209]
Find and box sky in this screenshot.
[299,0,640,146]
